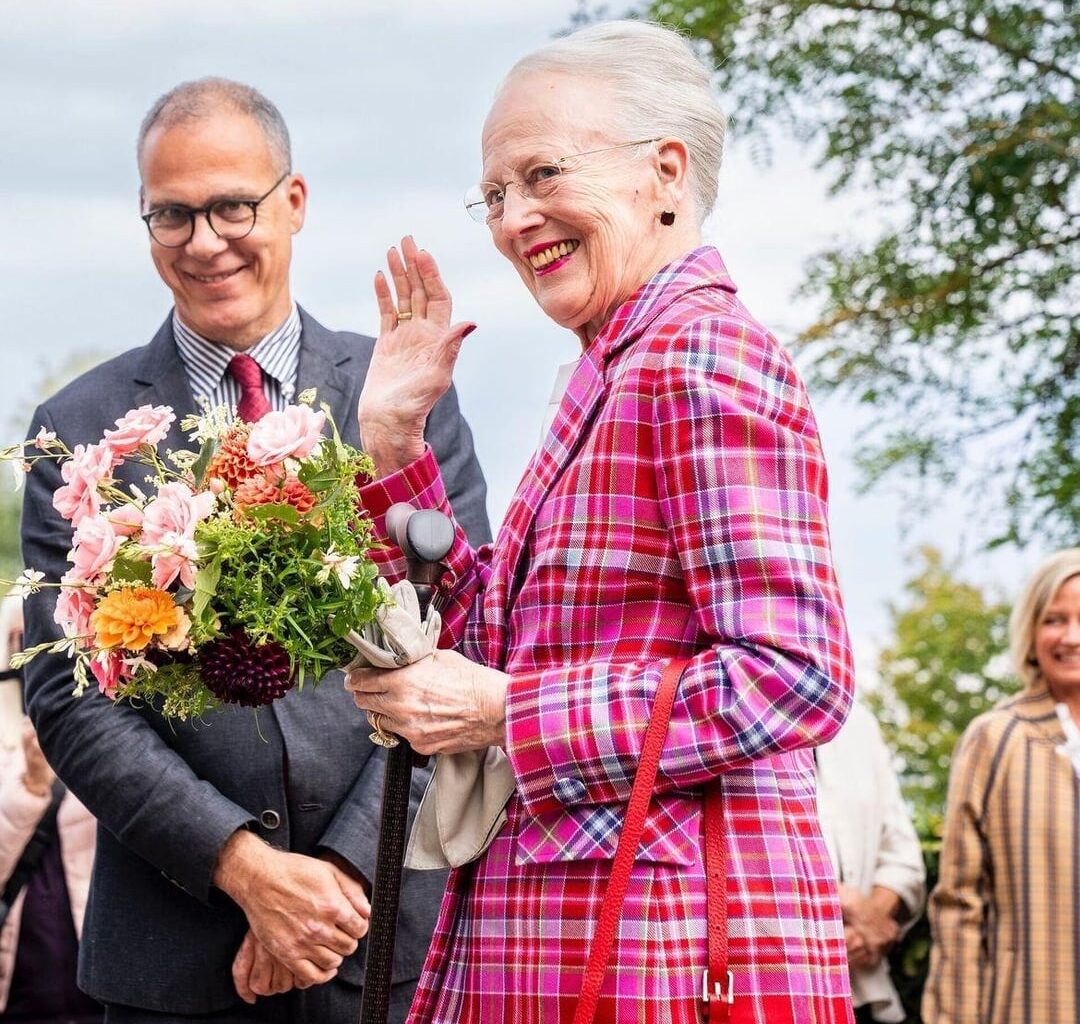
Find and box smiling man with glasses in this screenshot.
[20,77,491,1024]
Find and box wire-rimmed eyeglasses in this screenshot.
[141,171,291,247]
[464,138,660,223]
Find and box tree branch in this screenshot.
[806,0,1080,86]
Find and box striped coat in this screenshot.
[923,688,1080,1024]
[361,247,855,1023]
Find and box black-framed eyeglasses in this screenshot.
[141,171,291,247]
[464,138,660,223]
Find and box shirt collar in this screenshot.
[172,303,302,392]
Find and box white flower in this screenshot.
[182,402,234,445]
[33,427,57,449]
[317,548,361,590]
[8,459,28,492]
[10,569,45,599]
[167,449,198,470]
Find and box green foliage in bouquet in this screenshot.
[5,392,387,722]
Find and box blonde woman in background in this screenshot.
[0,593,100,1023]
[924,548,1080,1024]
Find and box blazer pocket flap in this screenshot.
[513,796,697,867]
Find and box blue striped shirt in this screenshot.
[172,305,302,413]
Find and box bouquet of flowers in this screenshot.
[3,391,386,721]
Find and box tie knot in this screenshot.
[227,353,272,422]
[228,353,263,388]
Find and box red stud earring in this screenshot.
[659,211,676,226]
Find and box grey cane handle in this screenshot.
[386,504,454,566]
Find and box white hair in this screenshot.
[504,20,726,224]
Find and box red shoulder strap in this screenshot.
[573,658,731,1024]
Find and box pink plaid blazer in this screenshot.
[360,247,855,1024]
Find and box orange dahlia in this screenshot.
[234,472,317,516]
[91,587,181,651]
[205,423,263,490]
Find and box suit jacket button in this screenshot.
[260,809,281,830]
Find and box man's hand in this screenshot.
[214,831,371,989]
[839,883,901,969]
[233,930,295,1003]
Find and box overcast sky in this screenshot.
[0,0,1042,681]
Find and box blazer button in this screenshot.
[260,809,281,830]
[553,776,588,805]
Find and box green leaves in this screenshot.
[868,546,1014,838]
[190,436,217,489]
[192,550,222,623]
[111,550,153,586]
[646,0,1080,545]
[243,502,301,525]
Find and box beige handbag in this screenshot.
[344,579,515,869]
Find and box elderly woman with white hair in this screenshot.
[923,548,1080,1024]
[347,20,855,1024]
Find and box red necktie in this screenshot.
[227,354,272,422]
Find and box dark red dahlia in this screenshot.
[198,629,296,707]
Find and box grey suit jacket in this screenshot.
[20,309,492,1013]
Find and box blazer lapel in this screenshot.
[130,315,200,453]
[486,349,608,664]
[295,307,358,444]
[1012,688,1067,745]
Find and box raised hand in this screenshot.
[357,236,476,478]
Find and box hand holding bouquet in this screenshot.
[4,391,385,721]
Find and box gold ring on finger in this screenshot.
[367,711,400,748]
[396,311,413,323]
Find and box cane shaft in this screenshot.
[358,581,438,1024]
[358,738,414,1023]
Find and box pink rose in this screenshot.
[247,405,326,466]
[91,651,129,700]
[106,504,144,538]
[150,532,200,590]
[54,585,96,639]
[102,405,176,458]
[67,515,123,584]
[141,483,215,547]
[53,443,116,526]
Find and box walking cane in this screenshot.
[358,503,454,1024]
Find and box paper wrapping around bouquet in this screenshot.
[344,579,515,870]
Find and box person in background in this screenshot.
[816,699,926,1023]
[0,593,100,1023]
[923,547,1080,1024]
[347,19,854,1023]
